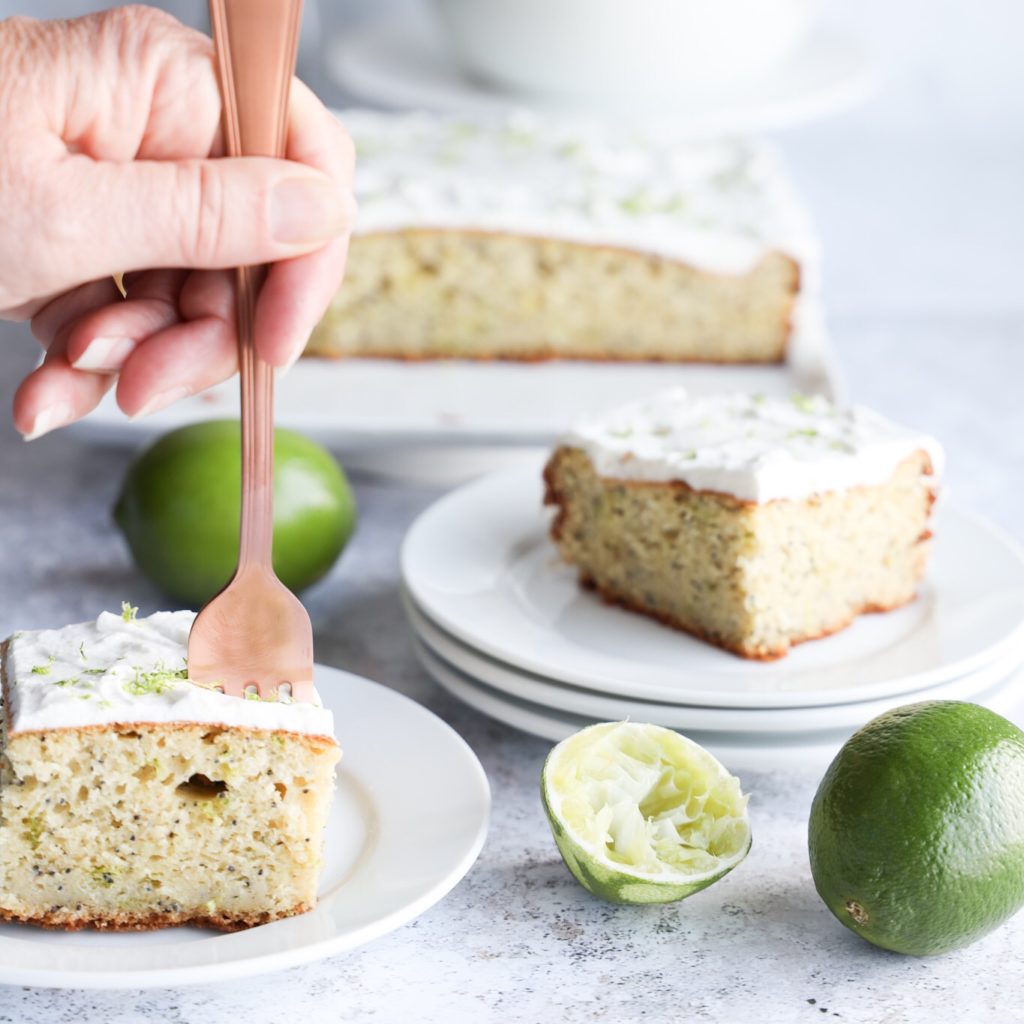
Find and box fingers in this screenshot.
[3,7,357,324]
[250,85,354,366]
[12,334,115,440]
[17,268,241,432]
[16,271,179,438]
[20,93,355,367]
[5,7,357,432]
[15,275,125,438]
[65,269,187,371]
[255,235,350,367]
[114,316,239,419]
[114,269,238,418]
[29,277,124,346]
[37,153,355,291]
[287,80,356,182]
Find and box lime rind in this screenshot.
[808,700,1024,956]
[542,722,751,904]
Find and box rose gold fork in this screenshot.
[188,0,314,702]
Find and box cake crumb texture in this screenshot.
[308,233,798,363]
[0,635,339,931]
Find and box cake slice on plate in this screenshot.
[309,109,816,364]
[544,390,943,660]
[0,608,339,931]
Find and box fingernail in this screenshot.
[271,177,353,244]
[22,402,74,441]
[129,384,191,420]
[278,342,305,379]
[72,336,136,372]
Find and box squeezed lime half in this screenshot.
[542,722,751,904]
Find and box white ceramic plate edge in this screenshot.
[414,636,1024,772]
[403,589,1024,732]
[413,637,854,771]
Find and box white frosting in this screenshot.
[3,611,335,739]
[563,389,944,503]
[343,109,819,276]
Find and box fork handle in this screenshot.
[209,0,304,569]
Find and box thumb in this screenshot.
[47,154,354,282]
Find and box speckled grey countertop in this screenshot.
[1,314,1023,1023]
[1,4,1024,1015]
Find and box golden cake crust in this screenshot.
[0,902,313,933]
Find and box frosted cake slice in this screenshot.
[309,109,816,363]
[0,608,339,931]
[544,390,943,660]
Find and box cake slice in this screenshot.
[308,110,815,363]
[0,608,339,931]
[544,390,943,660]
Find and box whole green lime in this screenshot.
[808,700,1024,956]
[114,421,356,606]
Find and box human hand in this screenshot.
[1,5,355,439]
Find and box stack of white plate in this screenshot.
[401,465,1024,770]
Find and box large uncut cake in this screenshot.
[309,110,817,363]
[0,608,339,931]
[544,390,943,660]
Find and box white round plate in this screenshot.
[327,16,876,137]
[404,591,1024,733]
[0,666,490,990]
[414,638,1024,773]
[401,466,1024,709]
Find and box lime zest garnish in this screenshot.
[121,602,138,623]
[662,192,686,214]
[22,816,44,850]
[91,866,117,887]
[619,190,652,216]
[122,662,187,697]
